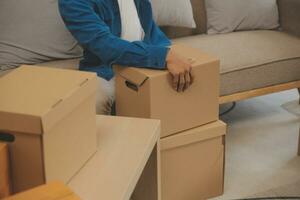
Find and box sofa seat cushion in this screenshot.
[0,58,81,77]
[173,30,300,96]
[37,59,80,70]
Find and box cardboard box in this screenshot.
[115,44,220,137]
[160,120,226,200]
[4,182,81,200]
[0,142,11,198]
[0,66,97,193]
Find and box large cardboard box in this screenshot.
[0,66,97,193]
[115,44,220,137]
[4,182,81,200]
[0,142,11,198]
[160,120,226,200]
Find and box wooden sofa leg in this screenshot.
[298,88,300,104]
[297,89,300,156]
[298,129,300,156]
[298,131,300,156]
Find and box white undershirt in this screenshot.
[117,0,145,41]
[96,0,145,114]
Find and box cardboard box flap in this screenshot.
[0,65,97,135]
[114,44,219,87]
[161,121,226,151]
[41,72,97,133]
[0,112,42,135]
[171,44,220,65]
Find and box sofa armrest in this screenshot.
[278,0,300,37]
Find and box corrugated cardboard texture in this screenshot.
[0,66,97,193]
[43,95,97,183]
[115,44,220,137]
[8,134,45,193]
[4,182,81,200]
[161,121,226,200]
[0,143,11,198]
[0,65,97,134]
[161,120,226,150]
[116,75,152,119]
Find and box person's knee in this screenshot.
[95,77,115,115]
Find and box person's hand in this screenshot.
[166,48,193,92]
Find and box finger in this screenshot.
[178,73,185,92]
[173,74,179,91]
[184,72,191,91]
[189,71,194,85]
[187,58,196,64]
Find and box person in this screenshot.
[59,0,193,114]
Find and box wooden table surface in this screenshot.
[68,115,161,200]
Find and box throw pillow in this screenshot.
[0,0,82,72]
[205,0,280,34]
[151,0,196,28]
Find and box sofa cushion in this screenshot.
[205,0,279,34]
[278,0,300,38]
[152,0,196,28]
[173,30,300,96]
[160,0,207,38]
[0,59,80,78]
[0,0,82,71]
[37,59,80,70]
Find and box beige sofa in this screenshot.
[1,0,299,104]
[162,0,300,104]
[0,0,299,155]
[32,0,300,105]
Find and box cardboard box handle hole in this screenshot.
[125,80,139,92]
[0,132,15,143]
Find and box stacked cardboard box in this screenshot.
[115,44,226,200]
[0,142,11,198]
[0,66,98,193]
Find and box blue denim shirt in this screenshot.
[59,0,171,80]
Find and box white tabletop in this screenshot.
[68,115,160,200]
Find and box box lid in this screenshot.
[161,120,226,151]
[114,44,219,87]
[4,182,81,200]
[0,66,97,135]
